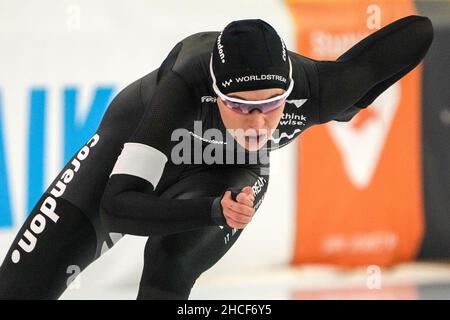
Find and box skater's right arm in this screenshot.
[100,71,252,236]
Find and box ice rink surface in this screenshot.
[62,262,450,300]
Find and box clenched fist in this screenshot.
[220,186,255,229]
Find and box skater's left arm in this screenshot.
[316,15,433,123]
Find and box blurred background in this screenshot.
[0,0,449,299]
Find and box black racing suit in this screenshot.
[0,15,433,299]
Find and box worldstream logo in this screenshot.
[0,86,115,228]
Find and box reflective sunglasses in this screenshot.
[210,56,294,114]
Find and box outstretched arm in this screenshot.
[316,15,433,123]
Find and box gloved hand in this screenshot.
[211,186,255,229]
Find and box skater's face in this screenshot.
[216,88,286,151]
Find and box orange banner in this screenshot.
[287,0,424,266]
